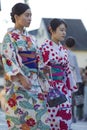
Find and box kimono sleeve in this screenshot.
[73,55,82,83]
[1,33,22,77]
[37,45,49,80]
[65,59,78,93]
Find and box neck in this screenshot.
[51,38,60,45]
[14,25,24,33]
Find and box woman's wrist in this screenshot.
[17,73,23,79]
[10,73,22,82]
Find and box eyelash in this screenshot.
[25,14,32,17]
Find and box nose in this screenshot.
[28,15,32,20]
[28,16,32,24]
[63,31,66,36]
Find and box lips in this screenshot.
[28,21,31,24]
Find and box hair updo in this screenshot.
[10,3,30,23]
[48,18,67,33]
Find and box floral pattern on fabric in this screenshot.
[1,28,50,130]
[38,39,78,130]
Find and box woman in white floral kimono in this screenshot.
[1,3,50,130]
[39,19,78,130]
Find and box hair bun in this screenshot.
[10,3,30,23]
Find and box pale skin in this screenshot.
[0,88,6,111]
[50,23,66,44]
[11,9,32,90]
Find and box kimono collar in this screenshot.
[7,27,28,36]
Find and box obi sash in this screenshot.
[49,64,64,81]
[18,51,38,69]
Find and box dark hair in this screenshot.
[65,36,76,48]
[10,3,30,23]
[85,66,87,70]
[48,18,67,33]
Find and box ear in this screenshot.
[48,26,53,34]
[14,14,19,22]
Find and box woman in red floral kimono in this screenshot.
[39,19,78,130]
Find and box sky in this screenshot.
[0,0,87,42]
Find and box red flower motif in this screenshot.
[6,59,12,66]
[42,50,49,63]
[60,120,68,130]
[39,47,42,50]
[56,109,71,120]
[66,78,71,90]
[46,40,48,42]
[8,98,17,107]
[38,93,44,100]
[49,41,53,46]
[26,118,36,127]
[36,55,40,62]
[58,57,63,62]
[7,120,11,127]
[25,37,32,48]
[12,33,19,41]
[26,37,31,42]
[62,85,67,94]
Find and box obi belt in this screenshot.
[18,51,38,69]
[49,64,64,81]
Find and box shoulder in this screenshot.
[2,28,16,44]
[41,39,53,48]
[29,34,37,43]
[61,44,67,51]
[2,32,11,43]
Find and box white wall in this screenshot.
[74,51,87,68]
[36,20,49,46]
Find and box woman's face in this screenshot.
[15,9,32,28]
[52,24,67,42]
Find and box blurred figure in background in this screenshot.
[83,66,87,121]
[64,36,82,122]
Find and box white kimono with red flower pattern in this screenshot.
[39,39,78,130]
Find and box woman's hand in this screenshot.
[43,65,51,75]
[0,88,6,111]
[19,75,31,90]
[11,73,31,90]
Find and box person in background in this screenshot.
[64,36,82,122]
[0,51,5,111]
[39,18,78,130]
[83,66,87,121]
[1,3,50,130]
